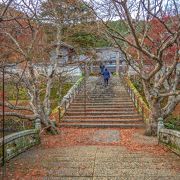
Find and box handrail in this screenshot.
[57,76,85,123]
[122,75,151,125]
[0,129,40,164]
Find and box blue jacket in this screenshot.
[103,69,110,79]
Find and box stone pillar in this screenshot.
[35,118,41,130]
[116,52,120,75]
[157,117,164,135]
[90,63,93,74]
[121,61,125,74]
[85,63,89,77]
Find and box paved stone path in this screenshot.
[1,128,180,179]
[92,130,120,143]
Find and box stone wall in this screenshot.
[0,129,40,165]
[159,128,180,155]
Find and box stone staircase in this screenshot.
[61,76,144,128]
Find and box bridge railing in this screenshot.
[58,76,85,122]
[158,126,180,155]
[0,129,40,165]
[122,75,151,125]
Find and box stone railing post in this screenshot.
[157,117,164,135]
[35,118,41,130]
[116,51,120,75]
[58,106,61,123]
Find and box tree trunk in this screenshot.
[38,105,59,135]
[145,99,161,136]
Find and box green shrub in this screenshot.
[164,115,180,131]
[90,72,99,76]
[128,77,149,107]
[18,87,28,100]
[112,72,117,76]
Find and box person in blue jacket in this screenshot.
[103,68,110,86]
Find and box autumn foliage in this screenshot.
[127,16,179,70]
[0,6,49,65]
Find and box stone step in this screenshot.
[65,111,139,116]
[70,102,134,105]
[66,108,136,112]
[77,97,130,100]
[60,123,144,128]
[62,119,143,124]
[79,89,128,95]
[75,96,130,98]
[90,90,127,92]
[72,101,133,104]
[73,98,132,103]
[77,92,130,98]
[81,90,127,92]
[63,115,142,119]
[69,104,134,108]
[61,76,144,130]
[75,99,132,102]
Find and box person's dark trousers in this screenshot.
[104,78,109,86]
